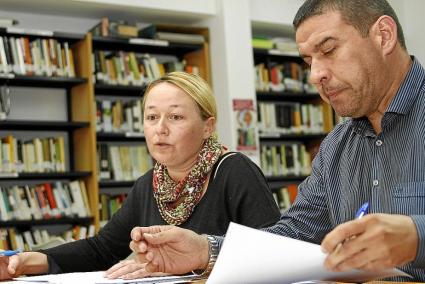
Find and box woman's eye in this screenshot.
[145,114,157,120]
[170,114,183,120]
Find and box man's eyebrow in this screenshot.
[299,36,337,60]
[314,36,337,51]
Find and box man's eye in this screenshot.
[323,48,335,55]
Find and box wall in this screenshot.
[250,0,425,65]
[390,0,425,64]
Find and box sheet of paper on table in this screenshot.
[207,222,410,284]
[14,271,203,284]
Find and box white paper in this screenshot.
[14,271,202,284]
[207,222,409,284]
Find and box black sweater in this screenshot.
[43,153,280,273]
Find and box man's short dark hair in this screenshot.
[293,0,406,49]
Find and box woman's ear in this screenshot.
[371,15,398,55]
[203,117,216,139]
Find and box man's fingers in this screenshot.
[129,240,147,253]
[143,231,176,245]
[322,218,367,253]
[130,227,143,241]
[144,261,160,273]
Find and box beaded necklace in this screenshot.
[153,136,222,225]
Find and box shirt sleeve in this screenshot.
[411,215,425,267]
[41,177,145,273]
[262,138,333,244]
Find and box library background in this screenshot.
[0,0,424,252]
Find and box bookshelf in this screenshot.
[0,23,212,249]
[0,30,98,250]
[253,45,336,211]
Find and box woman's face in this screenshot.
[143,82,215,170]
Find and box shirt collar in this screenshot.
[386,57,425,115]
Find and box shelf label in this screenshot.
[7,27,54,37]
[129,38,169,46]
[125,132,144,137]
[0,172,19,178]
[268,49,300,57]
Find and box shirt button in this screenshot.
[375,140,383,146]
[373,180,379,186]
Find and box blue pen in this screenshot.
[0,249,21,256]
[355,202,369,219]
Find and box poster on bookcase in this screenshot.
[232,99,258,154]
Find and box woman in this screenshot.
[0,72,280,280]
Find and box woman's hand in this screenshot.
[0,254,22,279]
[105,259,170,280]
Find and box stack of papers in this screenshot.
[207,222,409,283]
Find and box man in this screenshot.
[130,0,425,281]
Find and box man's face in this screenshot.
[296,11,385,118]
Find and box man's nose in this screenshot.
[309,59,330,85]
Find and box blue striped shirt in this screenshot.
[216,58,425,281]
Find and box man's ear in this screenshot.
[203,117,216,139]
[371,15,398,55]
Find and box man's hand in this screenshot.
[105,259,170,280]
[321,214,418,272]
[0,254,21,280]
[129,225,209,275]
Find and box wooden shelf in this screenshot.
[97,132,146,142]
[256,91,320,101]
[0,120,89,131]
[99,180,135,188]
[259,133,327,142]
[0,28,84,44]
[95,83,146,97]
[0,74,87,88]
[253,48,303,62]
[0,171,91,180]
[92,36,203,57]
[0,217,93,228]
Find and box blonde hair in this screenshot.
[142,72,217,122]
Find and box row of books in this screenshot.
[258,102,331,134]
[97,144,152,181]
[93,50,199,86]
[255,62,306,93]
[255,62,317,93]
[252,37,298,54]
[0,180,91,221]
[260,143,311,177]
[99,193,125,222]
[0,135,66,174]
[0,225,95,251]
[272,184,298,212]
[96,98,143,134]
[0,36,76,77]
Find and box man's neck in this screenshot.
[368,54,412,133]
